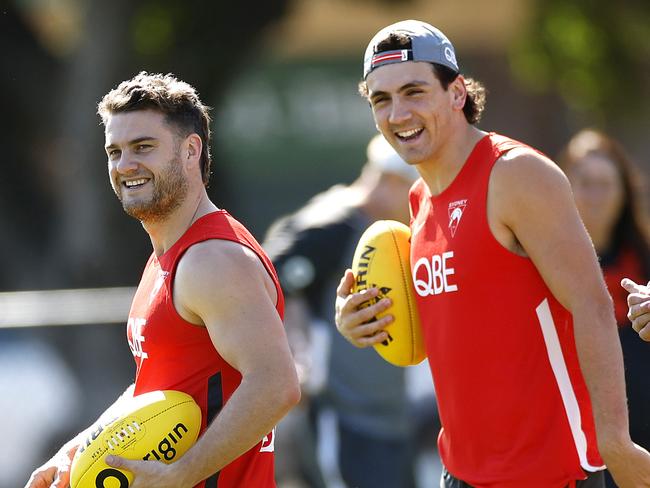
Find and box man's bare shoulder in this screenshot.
[491,146,570,199]
[487,144,577,251]
[174,239,271,314]
[176,239,264,283]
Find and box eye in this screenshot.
[370,96,389,108]
[135,144,153,152]
[405,89,423,96]
[107,149,121,160]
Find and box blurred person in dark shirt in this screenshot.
[263,134,433,488]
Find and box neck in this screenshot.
[143,190,217,257]
[418,124,486,196]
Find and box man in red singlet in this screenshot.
[25,72,300,488]
[335,20,650,488]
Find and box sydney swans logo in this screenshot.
[448,199,467,237]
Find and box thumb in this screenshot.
[105,455,134,470]
[336,269,356,298]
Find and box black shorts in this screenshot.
[441,466,605,488]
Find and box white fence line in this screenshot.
[0,287,136,328]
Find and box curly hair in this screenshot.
[98,72,212,185]
[358,33,487,124]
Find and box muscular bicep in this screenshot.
[174,240,291,375]
[491,152,609,312]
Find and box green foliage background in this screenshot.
[510,0,650,124]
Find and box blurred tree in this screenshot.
[509,0,650,125]
[0,6,62,289]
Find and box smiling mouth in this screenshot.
[395,128,423,141]
[123,178,149,189]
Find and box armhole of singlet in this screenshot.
[485,144,540,259]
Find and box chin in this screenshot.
[124,198,181,223]
[122,201,152,221]
[398,150,426,166]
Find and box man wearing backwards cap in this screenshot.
[335,19,650,488]
[263,134,425,488]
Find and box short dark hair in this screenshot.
[358,33,486,124]
[98,72,212,185]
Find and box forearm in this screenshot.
[172,372,297,486]
[56,384,136,457]
[26,385,136,487]
[573,302,631,451]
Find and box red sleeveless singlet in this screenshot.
[409,133,604,487]
[127,210,283,488]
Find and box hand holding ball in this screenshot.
[351,220,425,366]
[70,390,201,488]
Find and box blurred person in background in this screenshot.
[558,129,650,487]
[25,72,300,488]
[263,134,435,488]
[335,19,650,487]
[0,335,81,488]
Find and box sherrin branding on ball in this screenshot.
[70,389,201,488]
[351,220,425,367]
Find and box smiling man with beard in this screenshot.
[111,140,188,223]
[25,72,300,488]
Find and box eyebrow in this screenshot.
[369,80,431,101]
[105,136,157,151]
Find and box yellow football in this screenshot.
[351,219,425,367]
[70,389,201,488]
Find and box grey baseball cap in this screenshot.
[363,20,459,79]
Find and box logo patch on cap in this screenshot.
[363,20,459,79]
[371,49,413,70]
[444,46,457,67]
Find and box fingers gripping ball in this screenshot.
[70,390,201,488]
[351,220,425,366]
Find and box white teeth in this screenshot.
[124,179,148,187]
[397,128,422,138]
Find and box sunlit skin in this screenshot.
[365,61,484,195]
[103,109,211,257]
[105,110,189,224]
[622,278,650,341]
[565,152,625,254]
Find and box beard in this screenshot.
[116,154,189,223]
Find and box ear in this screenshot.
[450,75,468,112]
[184,133,203,166]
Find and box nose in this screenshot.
[388,97,410,125]
[113,152,139,175]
